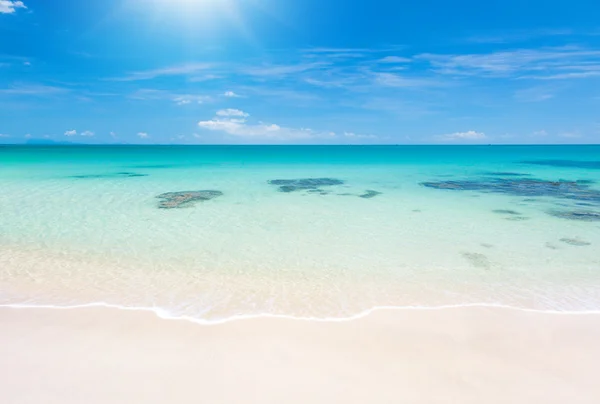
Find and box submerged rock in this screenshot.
[521,160,600,169]
[461,252,491,270]
[130,164,177,169]
[269,178,344,193]
[547,210,600,222]
[359,190,383,199]
[560,237,592,247]
[492,209,521,215]
[485,172,530,177]
[72,172,148,179]
[421,178,600,205]
[505,216,531,221]
[156,190,223,209]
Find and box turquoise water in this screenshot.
[1,145,600,320]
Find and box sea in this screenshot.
[1,145,599,322]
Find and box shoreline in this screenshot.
[3,301,600,326]
[3,305,600,403]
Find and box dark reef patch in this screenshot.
[461,252,491,270]
[269,178,344,193]
[547,210,600,222]
[130,164,178,169]
[492,209,521,215]
[505,216,531,221]
[421,178,600,205]
[71,172,148,179]
[359,190,383,199]
[560,238,592,247]
[156,190,223,209]
[485,172,530,177]
[521,160,600,169]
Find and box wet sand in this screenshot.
[2,306,600,403]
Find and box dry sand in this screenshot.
[1,306,600,404]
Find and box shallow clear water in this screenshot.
[1,145,599,320]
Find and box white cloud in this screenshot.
[216,108,249,118]
[24,133,31,138]
[0,133,10,137]
[436,130,487,141]
[65,129,94,137]
[532,130,548,137]
[223,91,241,98]
[173,94,210,105]
[198,110,319,140]
[112,63,212,81]
[0,1,26,14]
[137,132,149,139]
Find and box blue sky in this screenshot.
[1,0,600,144]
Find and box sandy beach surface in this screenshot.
[2,306,600,404]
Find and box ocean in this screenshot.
[1,145,599,321]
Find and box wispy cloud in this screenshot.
[0,133,10,137]
[302,48,374,54]
[64,130,77,136]
[436,130,487,141]
[531,70,600,80]
[417,47,600,79]
[373,72,439,88]
[559,131,582,138]
[0,1,26,14]
[111,63,212,81]
[466,29,573,44]
[243,62,329,78]
[0,84,68,96]
[514,86,556,102]
[137,132,149,139]
[131,89,211,105]
[377,56,412,64]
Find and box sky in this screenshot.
[1,0,600,145]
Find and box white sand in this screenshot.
[2,306,600,404]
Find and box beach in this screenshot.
[2,306,600,404]
[1,145,600,403]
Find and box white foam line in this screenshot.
[1,301,600,326]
